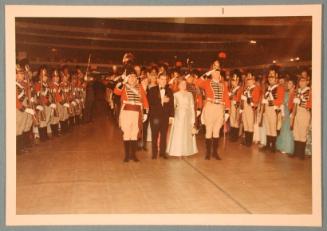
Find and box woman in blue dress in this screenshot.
[276,77,296,155]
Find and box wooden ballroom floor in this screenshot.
[16,101,312,215]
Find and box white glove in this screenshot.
[293,98,300,104]
[50,103,56,109]
[71,101,77,106]
[224,113,230,122]
[169,117,174,125]
[75,99,80,104]
[25,108,35,115]
[191,127,198,135]
[262,98,268,104]
[30,97,35,103]
[241,95,247,101]
[121,73,127,81]
[239,109,243,114]
[196,110,201,117]
[63,103,70,108]
[281,109,285,117]
[228,92,232,97]
[143,114,148,122]
[116,82,123,88]
[36,105,44,111]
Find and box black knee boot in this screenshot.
[53,124,60,137]
[69,117,75,130]
[64,119,70,132]
[44,127,49,140]
[60,121,65,134]
[75,115,80,125]
[260,136,270,152]
[205,139,212,160]
[270,136,277,153]
[212,138,221,160]
[22,131,32,148]
[247,132,253,147]
[230,127,238,142]
[55,123,60,136]
[50,124,56,137]
[234,128,239,142]
[229,127,235,141]
[292,141,299,157]
[123,141,130,162]
[245,131,250,146]
[39,127,47,142]
[298,141,306,159]
[130,140,139,162]
[16,135,24,154]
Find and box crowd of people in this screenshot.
[101,53,312,162]
[15,63,97,155]
[16,53,312,163]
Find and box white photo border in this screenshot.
[5,4,322,227]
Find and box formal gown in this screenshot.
[305,124,312,156]
[166,91,198,156]
[276,91,294,154]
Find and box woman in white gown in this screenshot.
[166,79,198,157]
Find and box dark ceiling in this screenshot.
[15,17,312,68]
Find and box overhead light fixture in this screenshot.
[249,40,257,44]
[295,57,300,61]
[51,48,57,52]
[272,60,277,64]
[290,58,294,62]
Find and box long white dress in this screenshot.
[166,91,198,156]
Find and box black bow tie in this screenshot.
[160,87,165,90]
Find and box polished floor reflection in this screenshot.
[16,101,312,214]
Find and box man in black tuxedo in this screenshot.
[147,74,174,159]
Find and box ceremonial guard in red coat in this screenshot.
[228,69,243,142]
[59,68,72,133]
[75,67,86,124]
[16,65,35,153]
[49,70,62,136]
[195,60,231,160]
[289,70,312,159]
[114,69,149,162]
[240,72,261,146]
[34,67,52,141]
[22,64,37,148]
[260,66,285,152]
[71,75,83,125]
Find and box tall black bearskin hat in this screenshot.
[231,69,241,81]
[288,74,298,85]
[122,52,135,66]
[268,64,280,76]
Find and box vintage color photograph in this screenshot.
[5,4,322,227]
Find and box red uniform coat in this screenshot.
[34,82,50,106]
[195,78,231,109]
[49,82,63,103]
[114,83,149,110]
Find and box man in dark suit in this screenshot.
[147,73,174,159]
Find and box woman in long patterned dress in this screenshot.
[276,78,295,155]
[166,79,198,157]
